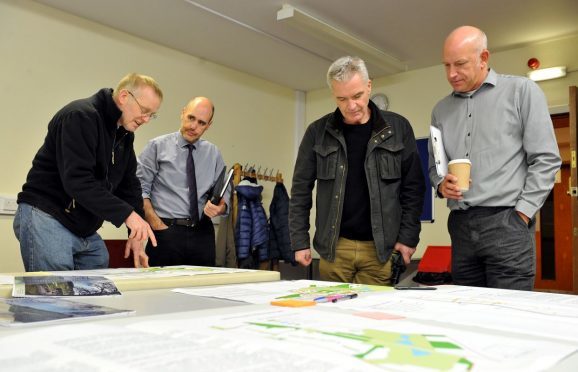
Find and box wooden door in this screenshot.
[534,165,572,291]
[534,86,578,293]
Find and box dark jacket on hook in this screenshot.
[269,182,295,265]
[235,180,269,261]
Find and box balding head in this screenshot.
[180,96,215,143]
[185,97,215,123]
[443,26,490,93]
[444,26,487,56]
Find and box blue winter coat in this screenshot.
[235,180,269,260]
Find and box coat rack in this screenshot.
[234,163,283,184]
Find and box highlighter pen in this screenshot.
[331,293,358,303]
[314,293,358,303]
[314,294,343,303]
[394,286,437,290]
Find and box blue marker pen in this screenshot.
[313,295,330,303]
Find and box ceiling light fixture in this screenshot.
[183,0,331,62]
[277,4,406,74]
[527,66,567,82]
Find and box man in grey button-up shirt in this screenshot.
[428,26,561,291]
[137,97,229,267]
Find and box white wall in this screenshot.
[0,0,296,271]
[1,0,577,270]
[306,34,578,258]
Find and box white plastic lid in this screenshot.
[448,159,471,165]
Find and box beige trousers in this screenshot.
[319,237,393,286]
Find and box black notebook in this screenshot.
[209,167,234,204]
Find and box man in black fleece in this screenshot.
[14,73,163,271]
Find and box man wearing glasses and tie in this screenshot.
[14,73,163,271]
[137,97,228,267]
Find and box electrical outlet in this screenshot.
[0,195,18,215]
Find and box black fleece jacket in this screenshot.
[18,88,144,237]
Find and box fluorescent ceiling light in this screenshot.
[277,4,405,74]
[527,66,567,82]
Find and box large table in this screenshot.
[0,272,577,371]
[0,266,280,298]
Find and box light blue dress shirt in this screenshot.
[428,69,561,218]
[137,132,229,219]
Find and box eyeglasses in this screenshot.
[127,91,158,120]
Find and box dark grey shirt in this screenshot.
[137,132,229,219]
[428,69,561,218]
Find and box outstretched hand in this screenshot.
[124,238,149,268]
[125,211,157,246]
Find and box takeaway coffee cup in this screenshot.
[448,159,471,191]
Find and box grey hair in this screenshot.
[326,56,369,88]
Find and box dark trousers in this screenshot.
[448,207,536,291]
[146,216,215,267]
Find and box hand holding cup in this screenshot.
[448,159,471,192]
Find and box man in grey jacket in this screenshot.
[289,56,425,285]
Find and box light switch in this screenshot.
[0,195,18,215]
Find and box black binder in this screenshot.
[209,167,234,204]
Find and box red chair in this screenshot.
[418,245,452,273]
[413,245,452,285]
[103,240,133,268]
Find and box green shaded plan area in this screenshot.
[244,321,473,371]
[276,283,391,300]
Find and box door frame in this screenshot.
[569,86,577,294]
[534,86,577,293]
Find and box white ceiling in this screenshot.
[36,0,578,91]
